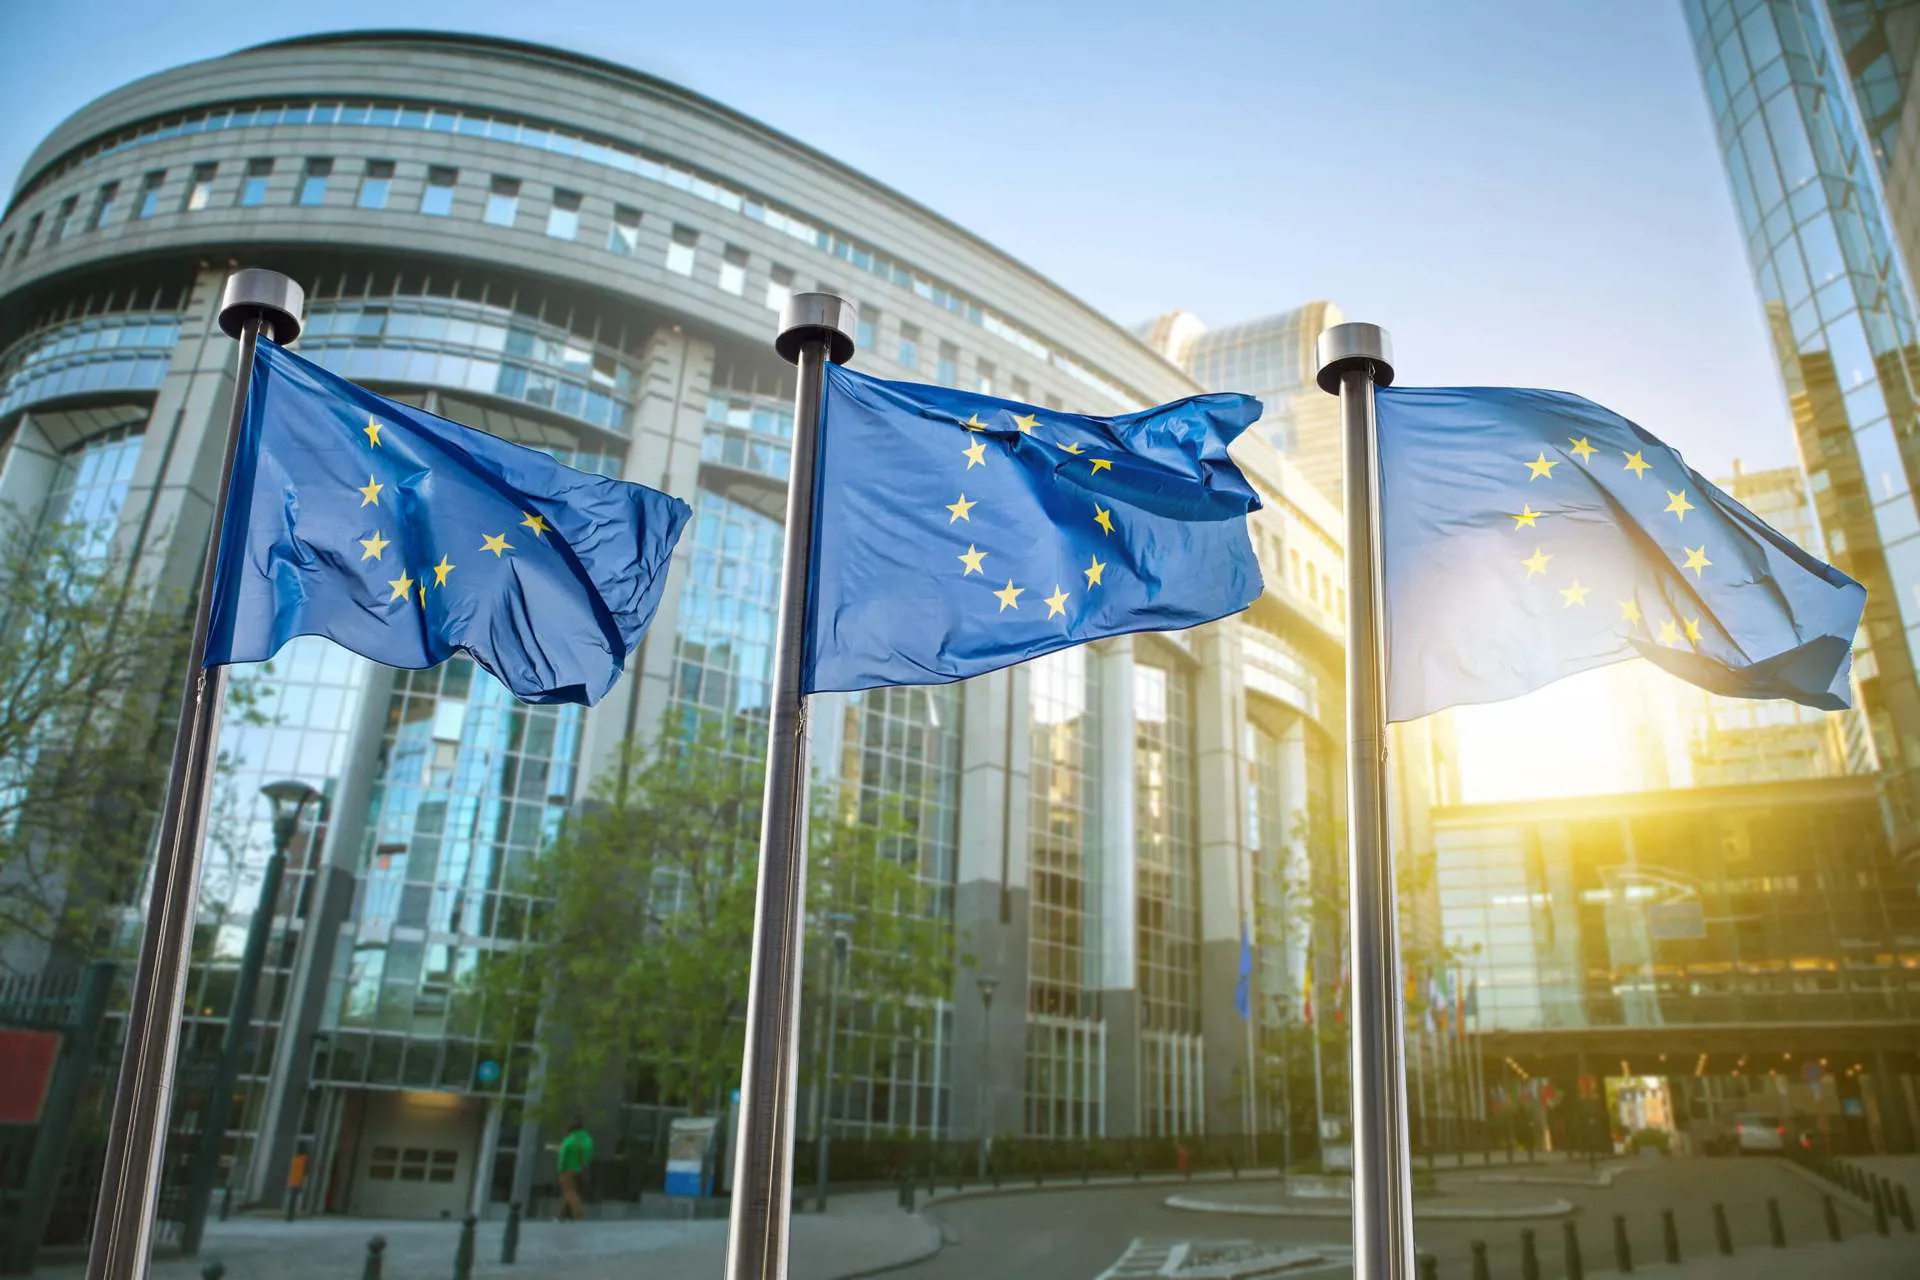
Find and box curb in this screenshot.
[1477,1163,1632,1189]
[1774,1158,1876,1221]
[918,1170,1292,1210]
[830,1215,947,1279]
[1163,1193,1576,1222]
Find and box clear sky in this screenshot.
[0,0,1792,476]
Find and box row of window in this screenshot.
[10,96,1150,408]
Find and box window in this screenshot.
[237,158,272,207]
[856,306,877,351]
[766,265,794,312]
[420,167,457,216]
[89,181,120,230]
[1011,376,1030,403]
[357,160,394,209]
[545,189,581,240]
[136,171,165,219]
[184,163,216,212]
[16,214,39,261]
[46,196,77,245]
[975,359,996,395]
[937,340,959,385]
[608,205,641,255]
[899,323,921,371]
[0,234,10,265]
[484,176,520,227]
[666,225,698,276]
[719,245,748,296]
[297,158,332,207]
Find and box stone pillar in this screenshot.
[1873,1049,1917,1153]
[1094,639,1141,1136]
[949,664,1031,1145]
[1193,624,1252,1135]
[0,411,61,514]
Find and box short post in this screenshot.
[1871,1177,1890,1226]
[1417,1251,1439,1280]
[1824,1193,1843,1242]
[1562,1219,1584,1280]
[1712,1201,1732,1256]
[454,1212,477,1280]
[202,1264,225,1280]
[1470,1239,1490,1280]
[219,1181,233,1222]
[1767,1196,1785,1248]
[901,1175,915,1213]
[501,1201,522,1264]
[363,1236,387,1280]
[1661,1207,1680,1263]
[1895,1182,1915,1231]
[1612,1214,1633,1273]
[1873,1185,1891,1236]
[1519,1227,1539,1280]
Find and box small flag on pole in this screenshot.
[1301,956,1314,1026]
[801,365,1264,693]
[1375,387,1865,721]
[1235,925,1253,1021]
[205,341,690,705]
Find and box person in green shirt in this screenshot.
[557,1118,593,1221]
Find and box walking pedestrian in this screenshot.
[557,1118,593,1222]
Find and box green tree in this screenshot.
[480,719,957,1124]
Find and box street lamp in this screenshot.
[976,976,998,1179]
[181,780,325,1253]
[814,920,852,1213]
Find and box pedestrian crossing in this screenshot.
[1095,1237,1355,1278]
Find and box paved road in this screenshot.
[885,1157,1907,1279]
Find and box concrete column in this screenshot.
[472,1098,504,1216]
[0,411,60,515]
[512,1113,542,1208]
[949,664,1030,1145]
[1873,1049,1917,1153]
[1094,639,1141,1137]
[576,325,716,779]
[1193,624,1252,1135]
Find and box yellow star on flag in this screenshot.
[1511,504,1541,531]
[958,544,987,575]
[521,512,549,538]
[419,582,427,608]
[1664,490,1694,521]
[962,440,988,469]
[432,554,456,587]
[363,418,383,448]
[1684,617,1703,645]
[1569,436,1596,463]
[1657,618,1681,647]
[480,533,513,557]
[358,476,384,507]
[1044,585,1070,619]
[946,494,976,523]
[1060,441,1084,456]
[1084,554,1106,588]
[994,580,1023,612]
[1013,413,1038,434]
[1682,545,1711,577]
[1624,450,1652,479]
[1522,547,1553,578]
[961,414,989,432]
[1526,452,1557,480]
[1090,457,1112,473]
[1560,580,1591,608]
[387,569,414,602]
[1619,599,1642,624]
[1094,505,1114,535]
[358,531,390,561]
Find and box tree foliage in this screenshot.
[479,719,957,1124]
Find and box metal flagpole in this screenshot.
[86,269,305,1280]
[726,293,857,1280]
[1316,323,1414,1279]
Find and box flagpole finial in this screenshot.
[775,292,857,366]
[219,268,305,344]
[1315,322,1394,395]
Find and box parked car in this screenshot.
[1735,1112,1788,1153]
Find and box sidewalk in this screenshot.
[34,1191,941,1280]
[1581,1233,1920,1277]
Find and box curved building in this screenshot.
[0,32,1350,1220]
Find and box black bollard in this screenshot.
[1874,1186,1891,1237]
[202,1264,225,1280]
[501,1200,522,1265]
[1519,1227,1540,1280]
[363,1236,387,1280]
[1767,1196,1786,1248]
[1713,1201,1732,1256]
[926,1162,936,1197]
[1470,1239,1490,1280]
[1230,1152,1239,1181]
[1417,1251,1439,1280]
[1824,1193,1843,1242]
[1613,1214,1633,1273]
[1661,1208,1680,1263]
[1563,1219,1584,1280]
[902,1175,916,1212]
[219,1180,233,1222]
[454,1212,477,1280]
[1871,1177,1891,1228]
[1896,1182,1915,1232]
[993,1168,1002,1191]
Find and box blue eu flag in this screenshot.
[205,341,691,705]
[802,366,1264,693]
[1376,387,1865,722]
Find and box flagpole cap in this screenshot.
[1315,322,1394,394]
[219,268,305,344]
[775,292,857,366]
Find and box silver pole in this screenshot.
[813,931,847,1213]
[726,293,857,1280]
[1316,323,1414,1279]
[87,269,305,1280]
[975,977,997,1178]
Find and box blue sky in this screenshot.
[0,0,1793,474]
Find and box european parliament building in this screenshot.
[0,32,1357,1220]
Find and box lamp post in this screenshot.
[813,925,851,1213]
[975,977,999,1179]
[180,780,325,1254]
